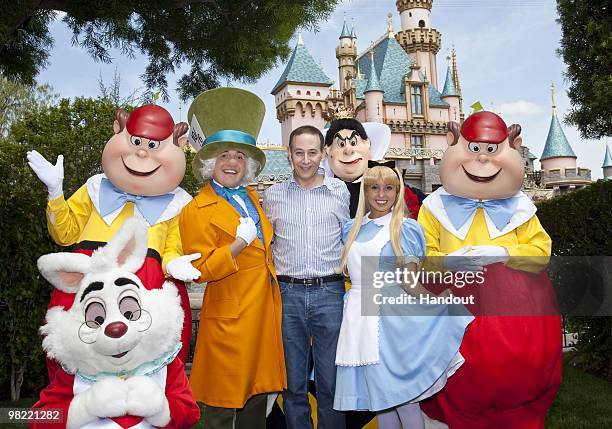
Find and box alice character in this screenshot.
[333,162,473,429]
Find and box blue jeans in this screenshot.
[279,280,346,429]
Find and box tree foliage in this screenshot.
[0,0,339,101]
[556,0,612,139]
[0,96,131,400]
[0,77,57,136]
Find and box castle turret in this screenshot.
[540,82,591,192]
[271,34,333,147]
[395,0,441,88]
[440,55,460,122]
[336,17,357,93]
[404,58,430,122]
[603,144,612,180]
[364,49,385,123]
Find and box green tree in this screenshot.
[556,0,612,139]
[0,1,339,101]
[0,77,56,136]
[0,97,130,400]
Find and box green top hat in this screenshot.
[188,87,266,181]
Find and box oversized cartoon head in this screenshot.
[37,218,183,376]
[440,111,525,200]
[102,105,189,196]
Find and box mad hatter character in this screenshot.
[26,105,198,367]
[418,111,562,429]
[323,118,423,219]
[179,88,286,429]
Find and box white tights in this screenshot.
[376,402,425,429]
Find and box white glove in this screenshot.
[467,245,509,266]
[125,376,170,427]
[67,376,128,428]
[236,217,258,245]
[26,150,64,199]
[166,253,202,281]
[443,246,483,272]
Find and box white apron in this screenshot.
[335,223,390,366]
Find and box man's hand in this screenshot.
[235,217,257,245]
[443,246,483,272]
[166,253,202,282]
[26,150,64,199]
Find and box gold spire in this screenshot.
[451,47,464,121]
[551,81,557,116]
[297,32,303,46]
[387,12,394,38]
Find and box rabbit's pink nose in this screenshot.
[104,321,128,338]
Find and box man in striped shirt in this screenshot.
[264,125,350,429]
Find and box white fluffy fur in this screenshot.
[37,253,92,293]
[89,217,148,274]
[38,217,183,427]
[42,280,183,375]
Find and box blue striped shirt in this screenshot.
[264,174,350,278]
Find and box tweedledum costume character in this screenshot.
[30,218,199,429]
[179,88,286,429]
[418,111,562,429]
[26,105,199,366]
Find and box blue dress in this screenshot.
[333,214,473,411]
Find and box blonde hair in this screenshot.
[338,166,408,275]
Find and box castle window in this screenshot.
[419,20,425,28]
[411,135,424,148]
[316,91,321,96]
[297,90,301,95]
[306,91,311,96]
[411,85,423,115]
[409,12,412,17]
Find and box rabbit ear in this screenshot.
[92,217,148,273]
[37,253,92,293]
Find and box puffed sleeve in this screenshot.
[341,219,356,244]
[400,218,426,265]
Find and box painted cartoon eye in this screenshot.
[468,142,481,153]
[335,138,345,148]
[130,136,142,146]
[119,296,141,321]
[85,302,106,328]
[486,144,498,154]
[148,140,160,150]
[349,136,358,146]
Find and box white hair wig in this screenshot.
[198,156,260,186]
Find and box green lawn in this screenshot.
[2,359,611,429]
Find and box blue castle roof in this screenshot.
[540,114,576,160]
[255,148,292,182]
[364,54,384,93]
[271,41,333,94]
[603,144,612,168]
[441,64,459,97]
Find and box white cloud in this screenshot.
[499,100,544,116]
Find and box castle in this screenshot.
[255,0,599,198]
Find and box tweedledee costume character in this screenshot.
[179,88,286,427]
[26,105,199,366]
[30,218,199,429]
[323,118,422,219]
[418,111,562,429]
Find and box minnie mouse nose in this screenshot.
[104,321,128,338]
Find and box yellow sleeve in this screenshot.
[161,216,183,275]
[46,184,92,246]
[417,206,446,272]
[179,201,238,283]
[504,215,551,273]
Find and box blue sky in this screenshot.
[38,0,607,178]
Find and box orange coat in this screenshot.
[179,182,286,408]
